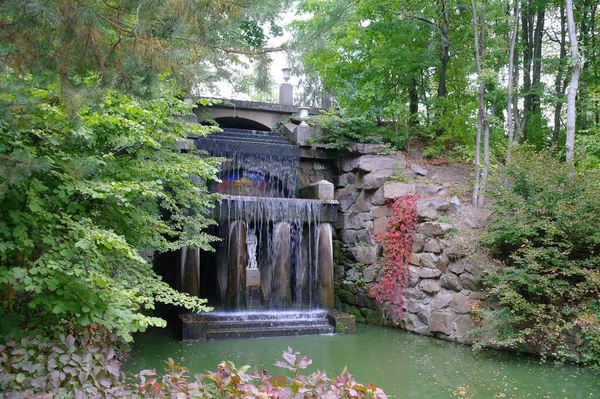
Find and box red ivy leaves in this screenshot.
[369,195,417,324]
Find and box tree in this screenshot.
[0,0,288,340]
[565,0,580,162]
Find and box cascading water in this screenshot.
[190,128,334,312]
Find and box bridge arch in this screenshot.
[214,117,270,131]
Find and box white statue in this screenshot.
[246,228,258,269]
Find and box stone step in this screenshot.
[194,138,300,157]
[203,310,329,322]
[206,325,334,340]
[207,319,331,330]
[204,133,291,144]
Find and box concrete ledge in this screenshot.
[180,314,208,341]
[327,310,356,334]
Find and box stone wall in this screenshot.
[332,144,490,343]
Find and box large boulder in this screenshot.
[416,222,454,237]
[361,169,398,190]
[429,312,454,335]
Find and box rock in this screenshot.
[363,265,380,283]
[417,267,443,279]
[448,196,462,214]
[340,229,358,244]
[464,261,482,275]
[337,172,356,188]
[349,246,378,265]
[454,315,475,341]
[417,253,438,269]
[383,183,416,198]
[373,217,389,234]
[343,212,372,230]
[371,205,391,218]
[450,294,475,314]
[447,258,467,274]
[417,199,451,220]
[410,164,429,176]
[416,222,454,237]
[416,184,445,196]
[467,291,489,300]
[432,292,454,309]
[404,312,432,335]
[429,312,454,335]
[408,266,421,287]
[341,157,360,172]
[345,142,387,155]
[357,155,405,172]
[460,272,481,291]
[350,191,372,213]
[335,188,358,212]
[461,219,477,229]
[440,273,462,292]
[361,169,397,190]
[412,233,426,252]
[418,279,441,294]
[356,229,373,245]
[409,254,420,266]
[355,292,370,307]
[404,287,426,301]
[423,238,446,254]
[370,187,386,206]
[345,267,360,282]
[436,253,449,272]
[298,180,334,200]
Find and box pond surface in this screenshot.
[127,324,599,398]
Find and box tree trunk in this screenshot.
[408,77,419,126]
[565,0,580,163]
[551,5,567,146]
[531,5,545,113]
[471,0,486,207]
[506,0,520,160]
[437,0,450,99]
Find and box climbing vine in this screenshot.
[370,195,417,323]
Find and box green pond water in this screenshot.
[127,324,599,399]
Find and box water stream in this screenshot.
[127,324,599,398]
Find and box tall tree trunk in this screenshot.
[521,0,533,137]
[565,0,580,163]
[471,0,487,208]
[408,77,419,126]
[437,0,450,98]
[506,0,520,160]
[531,5,545,113]
[552,5,567,145]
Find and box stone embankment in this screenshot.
[333,143,490,343]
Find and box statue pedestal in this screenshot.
[246,268,261,308]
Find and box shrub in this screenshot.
[370,195,417,323]
[479,148,600,368]
[1,332,388,399]
[136,347,388,399]
[0,327,129,398]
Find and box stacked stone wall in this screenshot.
[332,144,489,343]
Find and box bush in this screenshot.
[135,347,388,399]
[479,148,600,368]
[1,333,388,399]
[307,110,400,149]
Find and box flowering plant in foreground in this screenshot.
[370,195,417,323]
[136,347,388,398]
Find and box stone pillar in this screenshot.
[272,222,291,308]
[279,83,293,105]
[225,221,246,308]
[317,223,334,309]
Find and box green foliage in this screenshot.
[308,110,401,149]
[0,72,219,341]
[479,148,600,368]
[2,334,388,398]
[135,347,388,398]
[0,327,129,398]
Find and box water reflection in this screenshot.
[127,325,599,398]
